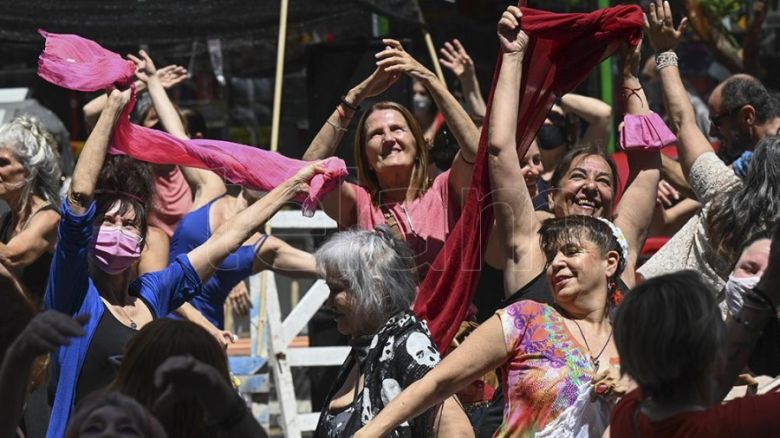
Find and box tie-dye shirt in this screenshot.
[495,300,607,437]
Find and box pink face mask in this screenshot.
[89,225,143,274]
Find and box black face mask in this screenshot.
[537,124,567,150]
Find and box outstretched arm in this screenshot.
[253,235,317,278]
[613,41,661,288]
[439,39,486,118]
[187,164,324,282]
[488,6,546,295]
[355,315,509,437]
[129,50,226,209]
[645,0,704,179]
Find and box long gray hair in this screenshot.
[707,136,780,262]
[315,226,417,331]
[0,116,62,213]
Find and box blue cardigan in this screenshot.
[44,200,202,438]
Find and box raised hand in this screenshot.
[375,39,434,81]
[439,39,475,78]
[497,6,529,55]
[156,64,188,89]
[10,311,88,362]
[643,0,688,53]
[288,161,328,194]
[620,39,643,78]
[128,49,158,83]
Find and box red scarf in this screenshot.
[413,5,643,351]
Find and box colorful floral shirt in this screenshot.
[495,300,600,437]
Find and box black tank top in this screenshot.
[74,304,138,405]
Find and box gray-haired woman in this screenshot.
[314,226,473,437]
[0,115,62,305]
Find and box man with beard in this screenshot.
[707,74,780,165]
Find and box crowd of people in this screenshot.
[3,0,780,436]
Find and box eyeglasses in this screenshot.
[709,105,744,128]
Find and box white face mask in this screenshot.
[412,94,433,116]
[724,274,761,317]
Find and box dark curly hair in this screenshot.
[721,75,776,124]
[94,155,155,246]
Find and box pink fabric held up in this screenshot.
[37,30,135,92]
[37,31,347,217]
[414,4,645,351]
[619,112,677,150]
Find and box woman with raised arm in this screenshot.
[483,29,661,315]
[0,116,62,306]
[637,0,780,299]
[303,39,479,278]
[44,89,322,437]
[129,49,318,329]
[353,10,634,436]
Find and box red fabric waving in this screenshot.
[414,4,644,351]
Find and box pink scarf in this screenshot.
[38,30,347,216]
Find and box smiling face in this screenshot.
[732,238,771,278]
[77,405,143,438]
[545,237,618,305]
[325,275,360,336]
[363,108,419,175]
[0,147,28,200]
[550,154,615,218]
[521,140,544,197]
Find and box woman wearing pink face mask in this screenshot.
[43,90,325,438]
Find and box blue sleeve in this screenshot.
[133,254,202,317]
[44,200,96,315]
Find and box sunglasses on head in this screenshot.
[709,105,744,128]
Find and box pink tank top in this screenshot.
[351,170,458,279]
[148,166,193,238]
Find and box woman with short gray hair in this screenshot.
[0,115,62,305]
[314,226,472,437]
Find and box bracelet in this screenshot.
[326,119,348,133]
[732,314,763,335]
[655,51,678,71]
[340,95,360,112]
[460,153,475,165]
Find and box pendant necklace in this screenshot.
[570,318,612,369]
[116,305,138,329]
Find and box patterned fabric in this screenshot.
[638,152,742,308]
[496,301,604,437]
[315,311,442,438]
